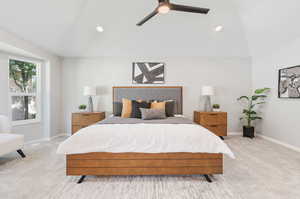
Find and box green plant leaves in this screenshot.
[237,96,249,101]
[238,88,270,126]
[250,116,262,120]
[250,102,265,109]
[212,104,220,108]
[79,104,87,110]
[252,95,267,101]
[242,109,257,115]
[255,88,270,94]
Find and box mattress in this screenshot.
[57,117,234,158]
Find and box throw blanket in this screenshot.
[97,116,194,125]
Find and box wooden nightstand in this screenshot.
[72,112,105,134]
[194,111,227,140]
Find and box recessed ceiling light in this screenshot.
[96,26,104,33]
[215,26,223,32]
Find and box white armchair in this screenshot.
[0,115,26,158]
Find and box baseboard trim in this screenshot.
[46,133,68,141]
[257,134,300,153]
[228,132,242,136]
[25,138,48,145]
[25,133,68,145]
[228,131,300,153]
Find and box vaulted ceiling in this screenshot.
[234,0,300,58]
[1,0,297,58]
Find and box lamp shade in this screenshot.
[201,86,215,96]
[83,86,96,96]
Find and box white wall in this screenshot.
[235,0,300,149]
[0,51,44,142]
[0,29,62,142]
[251,39,300,148]
[62,57,252,135]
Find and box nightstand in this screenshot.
[72,112,105,134]
[194,111,227,140]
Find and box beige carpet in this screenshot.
[0,136,299,199]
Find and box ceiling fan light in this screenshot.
[158,4,170,14]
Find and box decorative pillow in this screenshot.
[140,108,167,120]
[121,99,132,118]
[113,102,123,116]
[131,100,151,118]
[150,100,175,117]
[151,101,166,110]
[165,100,175,117]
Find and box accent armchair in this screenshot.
[0,115,26,158]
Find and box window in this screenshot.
[9,58,41,125]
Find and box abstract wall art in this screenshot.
[132,62,165,84]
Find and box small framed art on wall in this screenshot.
[278,65,300,98]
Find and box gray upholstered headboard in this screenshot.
[113,87,183,114]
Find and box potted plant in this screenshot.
[212,104,221,112]
[78,104,87,112]
[237,88,270,138]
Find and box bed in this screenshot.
[57,86,234,183]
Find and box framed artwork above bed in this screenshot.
[132,62,165,84]
[278,65,300,98]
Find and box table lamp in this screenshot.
[201,86,215,112]
[83,86,96,112]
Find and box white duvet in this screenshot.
[57,124,235,158]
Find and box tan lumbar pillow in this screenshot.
[121,98,132,118]
[151,101,166,110]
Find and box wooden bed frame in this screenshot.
[67,153,223,183]
[66,86,223,183]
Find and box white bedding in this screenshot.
[57,124,234,158]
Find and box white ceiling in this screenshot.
[234,0,300,58]
[0,0,251,57]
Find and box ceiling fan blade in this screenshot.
[170,4,210,14]
[137,9,158,26]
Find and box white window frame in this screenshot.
[8,57,42,126]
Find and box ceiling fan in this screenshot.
[137,0,210,26]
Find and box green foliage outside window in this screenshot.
[9,59,37,120]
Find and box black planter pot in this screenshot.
[243,126,255,138]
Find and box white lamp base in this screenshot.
[87,96,94,112]
[204,96,212,112]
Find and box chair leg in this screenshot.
[204,175,212,183]
[77,176,86,184]
[17,149,26,158]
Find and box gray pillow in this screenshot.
[113,102,123,116]
[140,108,167,120]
